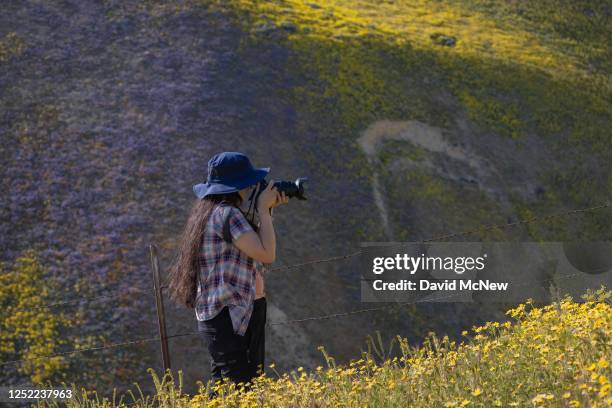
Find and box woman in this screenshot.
[167,151,288,390]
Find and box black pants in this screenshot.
[198,298,267,390]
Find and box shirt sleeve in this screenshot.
[228,206,254,242]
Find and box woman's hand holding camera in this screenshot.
[272,189,289,208]
[257,180,289,210]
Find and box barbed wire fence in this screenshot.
[1,201,610,372]
[0,268,597,369]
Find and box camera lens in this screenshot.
[253,177,308,203]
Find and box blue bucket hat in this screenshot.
[193,152,270,199]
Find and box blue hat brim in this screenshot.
[193,167,270,199]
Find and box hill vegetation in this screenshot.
[0,250,72,385]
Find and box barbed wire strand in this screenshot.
[0,268,601,368]
[268,201,611,273]
[1,202,609,367]
[8,201,608,313]
[268,270,597,325]
[3,286,152,314]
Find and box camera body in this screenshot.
[242,177,307,228]
[253,177,308,207]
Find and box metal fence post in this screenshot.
[149,243,171,373]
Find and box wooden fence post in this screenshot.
[149,244,171,373]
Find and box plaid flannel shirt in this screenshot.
[195,204,262,336]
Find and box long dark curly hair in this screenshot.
[167,192,243,308]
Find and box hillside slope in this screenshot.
[1,0,610,394]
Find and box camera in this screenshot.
[254,177,308,203]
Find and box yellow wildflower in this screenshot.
[597,357,609,369]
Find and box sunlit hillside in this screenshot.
[1,0,610,395]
